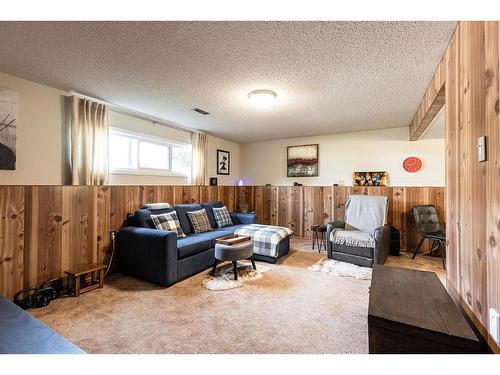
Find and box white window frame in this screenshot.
[108,127,191,177]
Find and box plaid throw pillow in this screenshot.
[150,211,186,238]
[186,209,212,233]
[212,206,233,228]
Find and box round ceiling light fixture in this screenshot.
[247,89,277,107]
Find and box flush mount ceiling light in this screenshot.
[247,89,277,107]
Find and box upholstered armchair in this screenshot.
[326,195,391,268]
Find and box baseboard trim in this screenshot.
[446,280,500,354]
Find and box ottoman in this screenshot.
[212,240,256,280]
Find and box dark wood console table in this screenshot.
[368,265,480,353]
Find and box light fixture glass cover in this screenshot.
[247,89,277,107]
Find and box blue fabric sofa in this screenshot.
[117,201,256,286]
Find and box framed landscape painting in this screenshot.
[287,144,319,177]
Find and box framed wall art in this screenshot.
[0,87,17,170]
[287,144,319,177]
[352,171,388,186]
[217,149,230,175]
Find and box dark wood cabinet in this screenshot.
[368,265,480,353]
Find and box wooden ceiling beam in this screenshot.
[409,48,448,141]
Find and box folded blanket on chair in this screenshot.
[330,229,375,248]
[344,195,388,234]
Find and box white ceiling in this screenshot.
[0,21,456,143]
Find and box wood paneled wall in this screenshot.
[0,184,444,300]
[414,21,499,352]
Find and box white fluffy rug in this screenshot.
[202,262,271,291]
[308,258,372,280]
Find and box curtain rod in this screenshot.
[70,91,196,135]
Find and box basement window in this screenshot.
[108,127,192,177]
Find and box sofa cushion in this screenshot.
[201,201,224,229]
[213,206,234,228]
[176,225,246,259]
[151,211,186,237]
[177,235,213,259]
[173,204,203,235]
[135,207,174,229]
[332,243,374,259]
[186,208,213,234]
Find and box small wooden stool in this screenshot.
[65,264,107,297]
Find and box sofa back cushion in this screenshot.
[134,206,175,229]
[173,204,203,235]
[201,201,224,228]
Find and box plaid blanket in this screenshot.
[235,224,293,258]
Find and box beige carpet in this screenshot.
[30,249,370,354]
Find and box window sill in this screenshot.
[110,169,190,178]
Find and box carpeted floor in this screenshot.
[30,247,370,354]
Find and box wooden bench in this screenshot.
[65,264,107,297]
[368,265,480,353]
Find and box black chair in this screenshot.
[411,205,446,269]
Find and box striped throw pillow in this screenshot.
[212,206,233,228]
[186,208,212,234]
[150,211,186,238]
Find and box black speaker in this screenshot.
[390,226,401,256]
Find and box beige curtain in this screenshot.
[191,131,208,185]
[70,96,109,185]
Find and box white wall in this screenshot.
[0,71,240,186]
[0,71,67,184]
[207,135,240,186]
[240,127,445,187]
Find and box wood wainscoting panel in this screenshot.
[216,186,236,212]
[445,25,461,291]
[0,186,24,300]
[0,184,445,299]
[24,187,64,286]
[235,186,255,213]
[485,21,500,346]
[109,186,142,231]
[200,186,218,203]
[277,186,303,237]
[303,186,325,239]
[95,186,110,265]
[458,22,487,324]
[253,186,272,225]
[61,186,95,272]
[412,21,500,350]
[172,186,200,205]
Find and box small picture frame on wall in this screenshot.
[217,149,230,175]
[209,177,218,186]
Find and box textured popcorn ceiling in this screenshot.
[0,22,456,143]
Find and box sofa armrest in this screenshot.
[326,221,345,255]
[230,212,257,225]
[117,227,178,286]
[373,225,391,265]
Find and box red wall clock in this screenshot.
[403,157,422,173]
